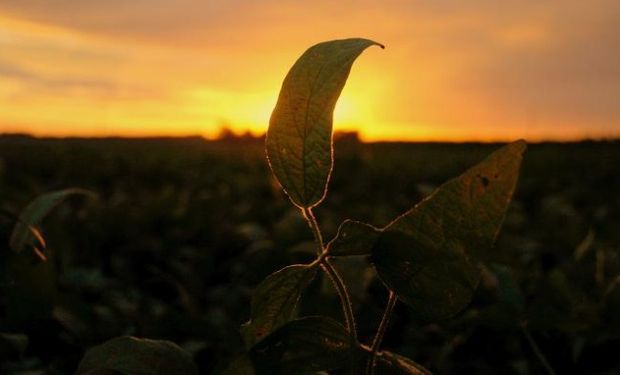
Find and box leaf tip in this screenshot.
[365,39,385,49]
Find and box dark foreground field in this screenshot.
[1,135,619,374]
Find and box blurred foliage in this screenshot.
[0,135,619,374]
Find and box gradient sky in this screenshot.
[0,1,619,141]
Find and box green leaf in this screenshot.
[10,188,93,253]
[328,220,381,256]
[241,264,318,347]
[76,336,198,375]
[249,316,358,374]
[373,232,479,320]
[372,141,526,320]
[266,38,384,208]
[374,351,433,375]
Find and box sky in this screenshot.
[0,0,619,141]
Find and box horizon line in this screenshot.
[2,132,619,145]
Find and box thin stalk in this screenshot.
[302,207,325,256]
[320,257,358,341]
[302,207,357,341]
[366,291,397,375]
[308,250,328,267]
[521,323,557,375]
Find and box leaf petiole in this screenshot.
[302,207,358,342]
[366,290,398,375]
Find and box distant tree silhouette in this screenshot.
[334,130,360,143]
[215,127,262,142]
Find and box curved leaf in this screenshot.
[241,264,318,347]
[76,336,198,375]
[10,188,93,253]
[266,38,384,208]
[249,316,357,374]
[328,219,381,257]
[372,141,526,320]
[373,231,479,320]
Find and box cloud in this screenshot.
[0,60,113,92]
[451,0,620,127]
[0,0,618,139]
[0,60,165,101]
[1,1,413,53]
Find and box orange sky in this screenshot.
[1,1,619,141]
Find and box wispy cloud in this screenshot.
[0,0,619,139]
[0,60,164,100]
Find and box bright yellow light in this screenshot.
[1,5,617,142]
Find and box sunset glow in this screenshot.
[1,1,619,141]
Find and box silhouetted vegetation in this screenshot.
[1,135,619,373]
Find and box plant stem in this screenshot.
[521,322,556,375]
[320,257,358,341]
[366,291,397,375]
[302,207,357,341]
[302,207,325,256]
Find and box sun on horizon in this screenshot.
[1,1,619,142]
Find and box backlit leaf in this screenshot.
[328,219,381,256]
[249,316,357,374]
[241,264,318,347]
[372,141,526,320]
[76,336,198,375]
[266,38,383,208]
[10,188,93,253]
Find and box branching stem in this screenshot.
[302,207,325,256]
[320,258,358,341]
[302,207,357,342]
[366,290,397,375]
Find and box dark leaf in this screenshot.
[241,264,318,347]
[76,336,198,375]
[222,355,256,375]
[324,256,375,311]
[249,316,357,374]
[372,141,526,320]
[0,333,28,359]
[328,220,381,256]
[10,188,93,253]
